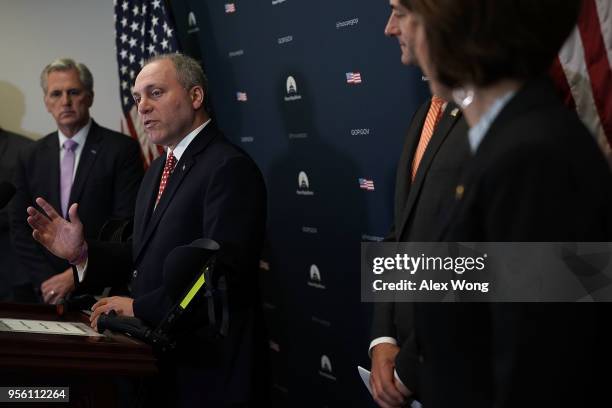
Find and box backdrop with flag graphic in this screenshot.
[236,91,248,102]
[358,178,375,191]
[551,0,612,164]
[345,72,362,84]
[114,0,179,166]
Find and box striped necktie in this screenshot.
[411,96,445,181]
[155,151,177,206]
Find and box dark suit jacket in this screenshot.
[79,123,268,406]
[9,121,143,289]
[370,100,470,392]
[0,129,33,300]
[416,78,612,407]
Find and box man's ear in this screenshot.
[190,86,204,110]
[43,94,52,114]
[86,91,94,108]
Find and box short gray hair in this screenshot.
[40,58,94,95]
[144,53,208,101]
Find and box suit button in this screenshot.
[132,270,138,279]
[419,354,425,363]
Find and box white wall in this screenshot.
[0,0,121,139]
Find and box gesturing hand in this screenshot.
[27,197,85,263]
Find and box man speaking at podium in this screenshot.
[26,53,268,407]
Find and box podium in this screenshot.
[0,302,157,407]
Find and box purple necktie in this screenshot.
[60,139,78,217]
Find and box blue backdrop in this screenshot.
[169,1,430,405]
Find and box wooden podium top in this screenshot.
[0,303,157,376]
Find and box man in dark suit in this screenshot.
[26,54,267,407]
[0,128,33,301]
[369,1,470,407]
[9,58,143,304]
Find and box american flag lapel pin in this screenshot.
[451,108,460,117]
[455,184,465,200]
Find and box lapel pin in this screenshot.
[455,184,465,200]
[91,149,97,154]
[182,164,186,171]
[451,108,460,117]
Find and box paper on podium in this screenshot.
[357,366,422,408]
[0,318,101,337]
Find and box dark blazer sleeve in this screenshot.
[9,147,57,286]
[370,106,421,344]
[372,100,447,395]
[75,240,133,294]
[371,302,397,341]
[370,101,425,344]
[370,231,398,341]
[394,310,420,393]
[108,135,143,219]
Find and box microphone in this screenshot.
[156,238,220,336]
[0,182,16,209]
[96,238,221,352]
[97,310,172,348]
[163,238,220,303]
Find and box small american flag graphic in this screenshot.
[236,92,248,102]
[359,178,375,191]
[225,3,236,13]
[346,72,362,84]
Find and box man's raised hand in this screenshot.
[27,198,85,262]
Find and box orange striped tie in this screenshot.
[411,96,445,181]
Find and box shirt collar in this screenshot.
[167,119,211,162]
[58,119,92,149]
[468,91,515,153]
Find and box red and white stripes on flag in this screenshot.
[551,0,612,164]
[359,178,375,191]
[114,0,179,167]
[346,72,362,84]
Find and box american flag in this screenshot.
[236,92,248,102]
[114,0,179,166]
[346,72,362,84]
[225,3,236,13]
[359,178,375,191]
[551,0,612,164]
